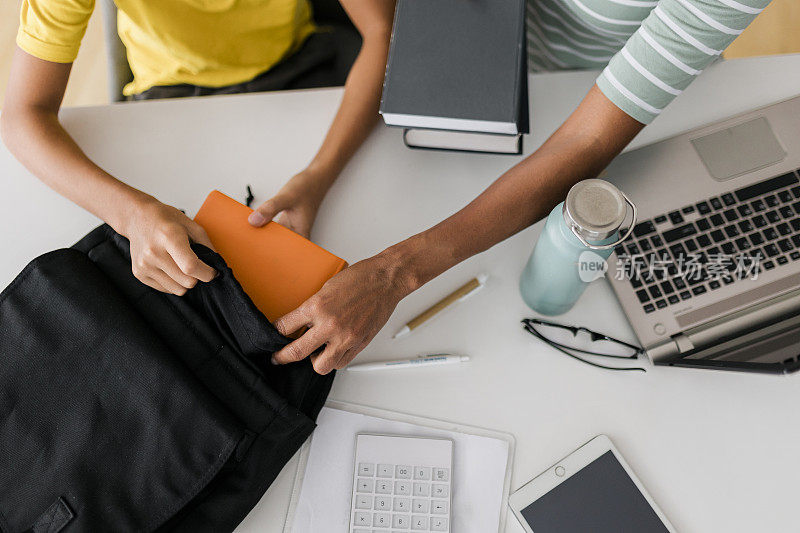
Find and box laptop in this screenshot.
[604,95,800,374]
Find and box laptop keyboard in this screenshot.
[614,169,800,314]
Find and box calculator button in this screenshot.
[374,496,391,511]
[394,497,410,511]
[433,468,449,482]
[432,484,449,497]
[375,480,392,494]
[354,512,371,526]
[393,514,411,529]
[394,480,411,496]
[357,478,374,493]
[358,463,375,476]
[355,495,372,509]
[411,516,428,530]
[396,465,412,479]
[431,517,449,531]
[413,467,431,480]
[377,464,393,478]
[353,530,370,533]
[413,482,430,497]
[373,512,390,528]
[413,499,430,513]
[432,500,449,514]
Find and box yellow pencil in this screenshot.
[393,274,488,339]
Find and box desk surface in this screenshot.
[2,55,800,533]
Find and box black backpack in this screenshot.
[0,225,333,532]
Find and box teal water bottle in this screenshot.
[520,179,636,316]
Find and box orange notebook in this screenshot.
[194,190,347,322]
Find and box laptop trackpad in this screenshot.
[691,116,786,181]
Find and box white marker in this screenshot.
[346,354,470,372]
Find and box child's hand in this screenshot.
[122,199,217,295]
[248,168,331,238]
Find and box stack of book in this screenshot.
[380,0,529,155]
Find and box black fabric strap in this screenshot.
[24,498,74,533]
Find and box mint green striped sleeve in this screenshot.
[596,0,772,124]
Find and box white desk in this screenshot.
[2,55,800,533]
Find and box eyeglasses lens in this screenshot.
[530,322,639,358]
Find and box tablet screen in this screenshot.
[520,450,670,532]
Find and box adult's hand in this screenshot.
[271,253,411,374]
[123,198,217,295]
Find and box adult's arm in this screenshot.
[270,85,644,373]
[1,48,216,294]
[248,0,396,237]
[270,0,773,374]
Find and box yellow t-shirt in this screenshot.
[16,0,316,96]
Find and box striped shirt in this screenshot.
[526,0,771,124]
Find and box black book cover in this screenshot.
[380,0,528,135]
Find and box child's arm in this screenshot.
[248,0,396,237]
[1,48,217,294]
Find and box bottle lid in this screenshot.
[563,179,628,243]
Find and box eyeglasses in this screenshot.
[521,318,646,372]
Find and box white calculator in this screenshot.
[349,434,453,532]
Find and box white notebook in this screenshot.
[285,402,514,533]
